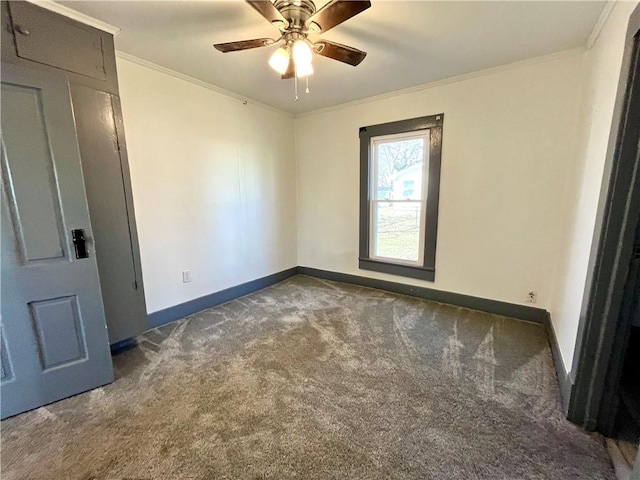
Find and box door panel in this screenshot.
[8,1,106,81]
[30,296,86,370]
[70,84,147,344]
[2,83,65,262]
[1,63,113,419]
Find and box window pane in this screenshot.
[375,137,424,200]
[373,201,421,262]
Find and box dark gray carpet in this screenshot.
[1,275,614,479]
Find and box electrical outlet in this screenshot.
[527,290,537,303]
[182,270,192,283]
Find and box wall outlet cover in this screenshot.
[182,270,192,283]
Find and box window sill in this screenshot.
[358,258,435,281]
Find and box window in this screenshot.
[402,180,415,199]
[359,114,443,281]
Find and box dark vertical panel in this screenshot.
[424,119,443,269]
[359,127,371,259]
[70,84,147,344]
[110,96,146,304]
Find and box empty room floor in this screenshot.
[1,275,615,479]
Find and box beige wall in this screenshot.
[295,52,584,311]
[549,1,639,374]
[116,58,297,314]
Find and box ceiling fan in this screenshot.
[214,0,371,84]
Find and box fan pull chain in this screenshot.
[294,75,299,102]
[306,76,309,94]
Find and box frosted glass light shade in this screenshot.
[292,40,312,65]
[296,60,314,78]
[269,47,290,75]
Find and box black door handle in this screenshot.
[71,229,89,259]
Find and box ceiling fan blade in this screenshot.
[214,38,275,53]
[314,40,367,66]
[306,0,370,33]
[281,57,295,79]
[246,0,288,29]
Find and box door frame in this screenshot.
[567,3,640,431]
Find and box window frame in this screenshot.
[359,114,444,281]
[368,130,429,267]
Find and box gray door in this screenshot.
[70,85,147,344]
[0,63,113,419]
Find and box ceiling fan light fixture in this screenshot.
[292,40,313,66]
[268,46,290,75]
[296,60,314,78]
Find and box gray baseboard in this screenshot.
[298,266,548,323]
[543,312,572,411]
[148,266,548,330]
[147,267,299,329]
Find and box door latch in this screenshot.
[71,229,89,259]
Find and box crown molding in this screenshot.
[115,51,293,118]
[296,47,585,119]
[587,2,617,50]
[25,1,120,35]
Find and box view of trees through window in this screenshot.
[372,135,427,262]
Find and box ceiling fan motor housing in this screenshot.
[274,0,318,31]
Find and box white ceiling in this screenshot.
[60,1,606,114]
